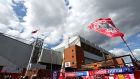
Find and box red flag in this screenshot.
[88,18,124,38]
[31,30,38,34]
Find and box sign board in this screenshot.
[94,69,108,74]
[65,67,134,77]
[88,71,94,76]
[65,62,71,67]
[76,71,88,76]
[65,72,76,77]
[108,68,123,74]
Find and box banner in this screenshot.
[124,74,131,79]
[76,71,88,76]
[88,71,94,76]
[122,67,134,73]
[65,72,76,77]
[109,74,135,79]
[94,69,108,74]
[65,67,134,77]
[88,18,124,38]
[108,68,123,74]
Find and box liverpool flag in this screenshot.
[88,18,124,38]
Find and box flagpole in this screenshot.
[121,37,137,61]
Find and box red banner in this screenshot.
[94,69,108,75]
[109,74,135,79]
[88,71,94,76]
[88,18,124,38]
[65,72,76,77]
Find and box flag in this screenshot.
[88,18,124,38]
[31,30,38,34]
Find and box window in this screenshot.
[72,62,74,64]
[72,56,74,58]
[72,49,74,52]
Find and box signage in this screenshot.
[65,62,71,67]
[129,74,135,79]
[65,67,134,77]
[109,74,135,79]
[122,67,134,73]
[88,71,94,76]
[124,74,130,79]
[65,72,76,77]
[108,68,123,74]
[76,71,88,76]
[93,74,105,79]
[108,67,134,74]
[94,69,108,74]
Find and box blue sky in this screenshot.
[12,0,26,22]
[11,0,64,48]
[0,0,140,59]
[111,32,140,51]
[11,0,140,52]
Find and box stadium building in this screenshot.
[0,33,116,77]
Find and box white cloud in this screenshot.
[23,0,67,28]
[0,0,22,36]
[0,24,8,33]
[5,29,20,36]
[109,48,140,60]
[109,48,128,56]
[133,49,140,59]
[0,0,35,44]
[0,0,18,25]
[0,0,140,49]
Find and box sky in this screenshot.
[0,0,140,60]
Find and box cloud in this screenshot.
[0,0,22,36]
[23,0,67,28]
[0,0,140,49]
[109,48,140,60]
[0,24,8,33]
[133,49,140,59]
[12,0,27,21]
[22,0,140,49]
[79,0,140,49]
[109,48,128,56]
